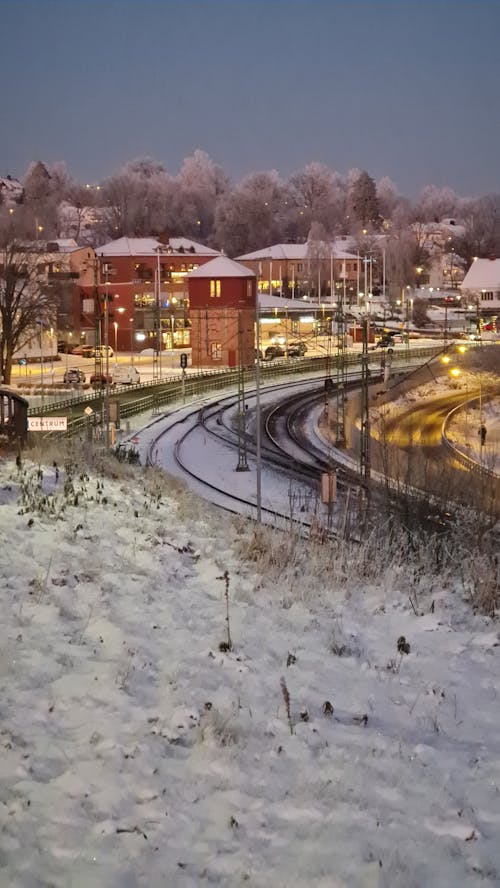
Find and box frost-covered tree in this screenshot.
[287,163,345,239]
[376,176,400,222]
[450,194,500,264]
[174,149,228,240]
[416,184,459,222]
[347,169,380,230]
[101,157,175,238]
[213,170,286,255]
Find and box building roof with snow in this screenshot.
[96,236,220,257]
[258,292,316,310]
[461,258,500,291]
[237,242,358,262]
[188,256,256,278]
[0,175,23,204]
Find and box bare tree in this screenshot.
[0,224,58,384]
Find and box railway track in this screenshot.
[144,377,362,536]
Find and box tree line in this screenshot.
[2,152,500,265]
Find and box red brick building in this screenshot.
[188,257,256,368]
[79,235,220,353]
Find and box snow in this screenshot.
[237,242,358,262]
[1,413,500,885]
[97,237,220,258]
[188,256,256,279]
[461,259,500,292]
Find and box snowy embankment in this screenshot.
[1,451,499,887]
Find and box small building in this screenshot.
[460,258,500,319]
[188,257,256,368]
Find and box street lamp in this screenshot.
[129,319,134,364]
[113,321,118,353]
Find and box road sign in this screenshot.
[28,416,67,431]
[84,406,94,416]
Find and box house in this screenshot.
[2,239,96,358]
[0,175,23,206]
[460,257,500,319]
[188,256,256,368]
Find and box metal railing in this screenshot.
[28,345,443,442]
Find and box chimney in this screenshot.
[158,230,170,246]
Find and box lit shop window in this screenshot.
[210,341,222,360]
[210,279,221,298]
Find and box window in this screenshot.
[297,264,303,272]
[247,280,253,299]
[210,279,221,298]
[210,341,222,360]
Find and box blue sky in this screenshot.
[1,0,500,197]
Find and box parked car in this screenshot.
[90,372,113,387]
[93,345,114,358]
[112,365,140,385]
[57,340,73,354]
[373,332,405,350]
[72,344,94,357]
[264,345,286,360]
[63,369,86,385]
[287,341,308,357]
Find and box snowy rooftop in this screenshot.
[237,242,358,262]
[461,258,500,290]
[97,236,220,258]
[188,255,256,278]
[258,292,319,310]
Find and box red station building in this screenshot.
[188,257,257,368]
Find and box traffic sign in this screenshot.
[28,416,67,431]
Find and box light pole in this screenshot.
[129,319,134,364]
[113,321,118,353]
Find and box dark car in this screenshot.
[72,345,94,357]
[63,369,86,385]
[58,340,73,354]
[90,372,113,387]
[287,341,308,357]
[264,345,286,360]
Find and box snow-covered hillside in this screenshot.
[1,450,499,887]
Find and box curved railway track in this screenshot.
[144,378,361,535]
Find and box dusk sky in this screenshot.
[2,0,500,198]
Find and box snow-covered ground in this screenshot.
[1,441,500,887]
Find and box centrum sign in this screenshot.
[28,416,68,432]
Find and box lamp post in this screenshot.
[129,319,134,364]
[113,321,118,353]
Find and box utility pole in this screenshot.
[335,291,347,446]
[235,312,249,472]
[255,307,262,521]
[359,316,371,484]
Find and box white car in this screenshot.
[112,365,140,385]
[93,345,114,358]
